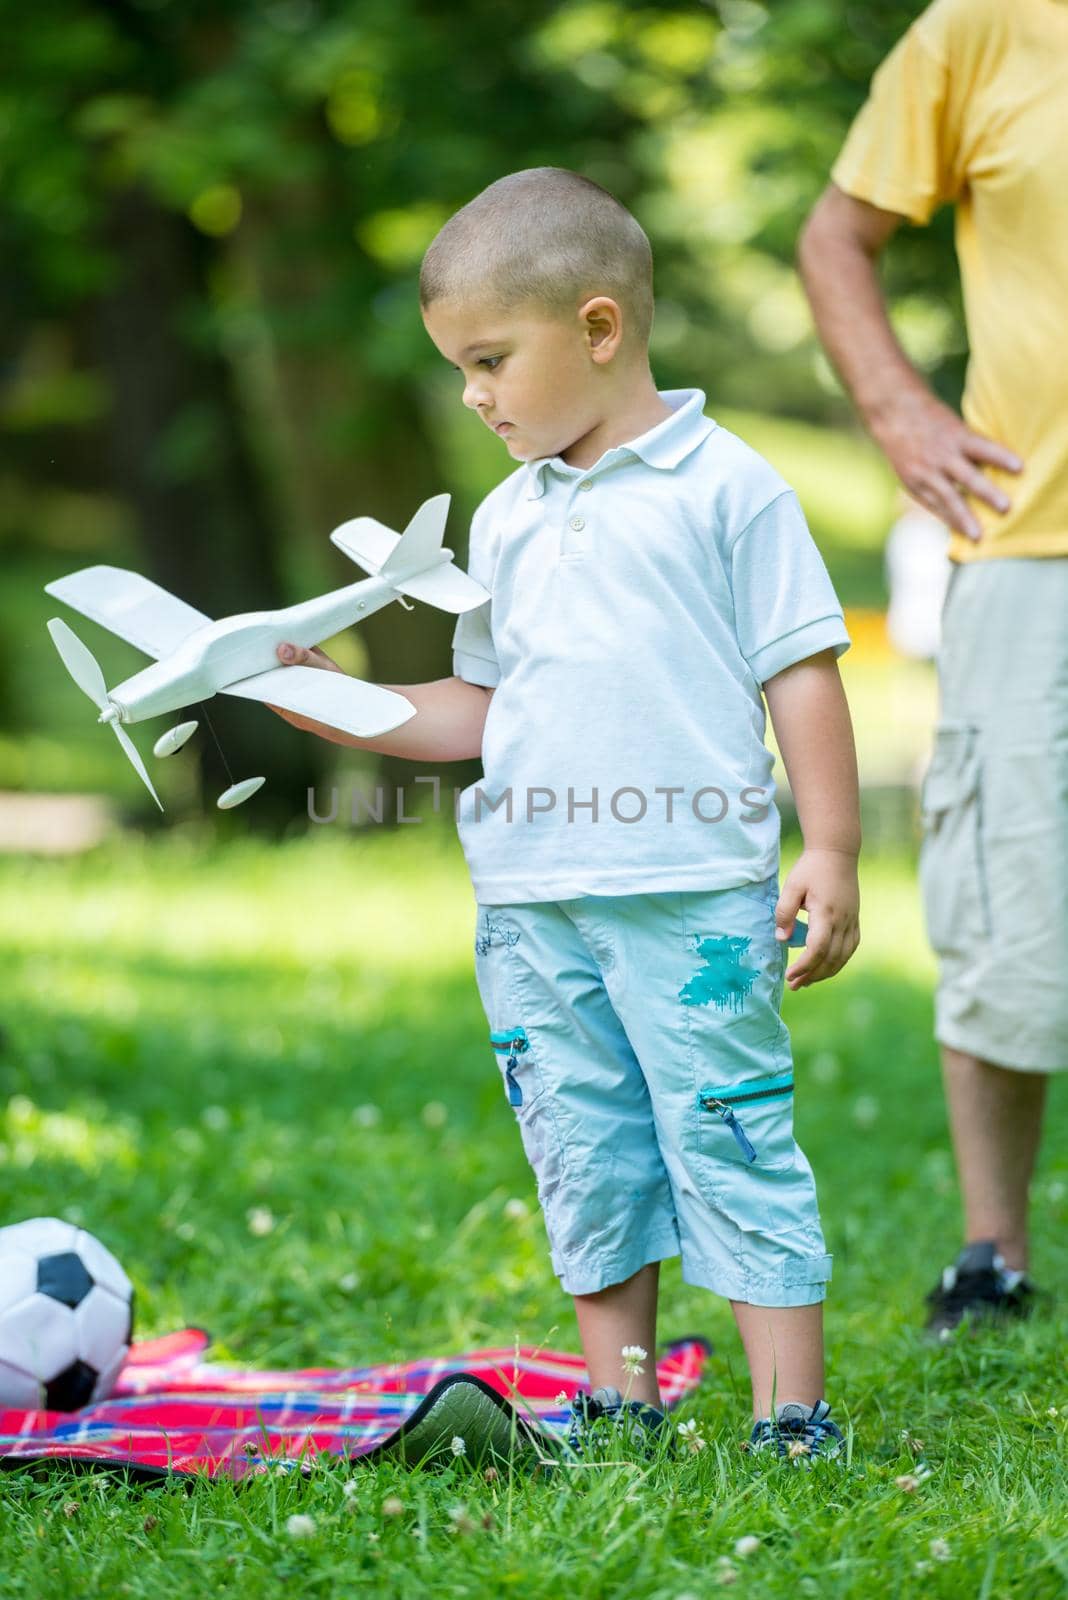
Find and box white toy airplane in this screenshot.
[44,493,488,811]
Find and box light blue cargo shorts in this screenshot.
[473,874,832,1306]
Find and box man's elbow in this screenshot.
[800,184,900,273]
[797,186,844,278]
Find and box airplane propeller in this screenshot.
[46,618,164,812]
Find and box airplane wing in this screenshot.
[330,507,489,614]
[44,566,211,659]
[329,516,397,573]
[222,665,416,739]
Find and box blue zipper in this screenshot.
[490,1028,529,1107]
[698,1074,794,1164]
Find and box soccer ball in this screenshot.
[0,1217,135,1410]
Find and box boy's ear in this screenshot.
[579,296,623,363]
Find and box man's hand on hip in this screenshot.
[870,388,1023,543]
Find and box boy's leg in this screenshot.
[472,898,681,1398]
[731,1301,823,1420]
[590,885,834,1424]
[572,1261,662,1407]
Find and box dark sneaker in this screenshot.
[748,1400,845,1464]
[564,1385,673,1460]
[924,1241,1039,1339]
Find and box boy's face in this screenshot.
[421,295,616,463]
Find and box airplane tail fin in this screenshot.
[329,494,488,614]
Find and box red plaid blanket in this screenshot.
[0,1329,710,1480]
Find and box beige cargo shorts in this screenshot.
[918,555,1068,1073]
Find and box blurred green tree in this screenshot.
[0,0,957,818]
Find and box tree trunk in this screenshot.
[94,185,325,824]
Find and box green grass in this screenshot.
[0,828,1065,1598]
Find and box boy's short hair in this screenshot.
[420,167,654,350]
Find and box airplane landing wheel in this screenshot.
[217,777,266,809]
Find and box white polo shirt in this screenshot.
[451,387,851,904]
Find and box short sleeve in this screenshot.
[452,600,499,688]
[730,492,851,686]
[831,3,965,225]
[451,497,500,688]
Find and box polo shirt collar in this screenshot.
[524,388,715,499]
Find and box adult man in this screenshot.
[798,0,1068,1334]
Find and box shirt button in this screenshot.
[578,479,593,492]
[568,516,586,532]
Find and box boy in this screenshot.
[271,168,862,1460]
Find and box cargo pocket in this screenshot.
[697,1072,796,1171]
[488,1027,565,1201]
[918,724,991,953]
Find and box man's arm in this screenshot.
[265,641,493,762]
[762,648,861,988]
[797,184,1021,541]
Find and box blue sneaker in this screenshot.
[564,1385,673,1460]
[748,1400,845,1463]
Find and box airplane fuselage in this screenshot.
[106,573,399,724]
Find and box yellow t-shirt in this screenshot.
[831,0,1068,563]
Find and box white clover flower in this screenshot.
[677,1418,707,1454]
[555,1391,570,1406]
[246,1207,275,1237]
[621,1344,648,1375]
[285,1514,316,1539]
[448,1504,477,1536]
[381,1495,404,1517]
[450,1436,466,1457]
[929,1538,951,1562]
[342,1478,359,1499]
[338,1271,360,1293]
[503,1198,529,1220]
[734,1535,762,1558]
[421,1100,448,1128]
[852,1095,880,1128]
[810,1052,841,1085]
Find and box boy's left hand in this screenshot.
[774,848,860,990]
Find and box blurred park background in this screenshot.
[1,0,961,847]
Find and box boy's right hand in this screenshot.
[267,641,345,727]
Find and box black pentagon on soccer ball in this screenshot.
[37,1251,94,1308]
[46,1358,98,1411]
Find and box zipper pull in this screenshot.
[505,1036,524,1107]
[706,1097,758,1163]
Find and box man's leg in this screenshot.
[941,1044,1048,1272]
